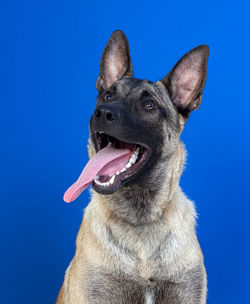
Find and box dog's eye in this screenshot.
[143,101,155,111]
[104,93,112,102]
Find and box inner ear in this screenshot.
[162,45,209,113]
[96,30,133,91]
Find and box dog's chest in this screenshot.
[85,265,204,304]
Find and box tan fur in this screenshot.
[56,141,206,303]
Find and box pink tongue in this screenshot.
[63,146,132,203]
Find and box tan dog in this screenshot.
[57,30,209,304]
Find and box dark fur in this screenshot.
[86,265,205,304]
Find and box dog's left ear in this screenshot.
[162,45,209,115]
[96,30,133,91]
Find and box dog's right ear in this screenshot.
[96,30,133,91]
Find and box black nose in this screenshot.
[94,105,119,122]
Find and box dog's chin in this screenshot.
[91,132,151,195]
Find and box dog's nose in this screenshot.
[94,105,119,122]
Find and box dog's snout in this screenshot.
[105,110,115,121]
[94,105,119,123]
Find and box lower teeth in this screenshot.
[94,147,140,187]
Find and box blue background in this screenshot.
[1,0,250,303]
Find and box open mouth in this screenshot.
[63,131,150,203]
[91,132,149,193]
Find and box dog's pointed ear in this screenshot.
[161,45,209,115]
[96,30,133,91]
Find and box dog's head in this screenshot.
[90,30,208,195]
[63,30,208,203]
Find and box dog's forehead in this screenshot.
[115,78,159,97]
[114,78,173,110]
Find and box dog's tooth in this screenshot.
[108,142,112,147]
[130,156,136,164]
[94,178,109,187]
[110,175,115,184]
[115,167,127,175]
[129,155,134,163]
[95,175,116,187]
[126,162,132,168]
[95,179,101,185]
[127,150,138,166]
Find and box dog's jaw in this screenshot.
[90,141,186,225]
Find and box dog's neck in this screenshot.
[90,141,186,226]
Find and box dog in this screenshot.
[56,30,209,304]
